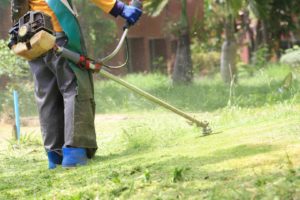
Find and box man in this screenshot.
[11,0,142,169]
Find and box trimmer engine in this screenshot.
[8,11,53,49]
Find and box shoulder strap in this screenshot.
[60,0,79,17]
[46,0,86,54]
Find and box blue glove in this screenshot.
[120,4,142,26]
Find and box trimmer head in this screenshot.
[202,125,213,136]
[189,120,212,136]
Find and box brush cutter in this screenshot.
[55,0,212,135]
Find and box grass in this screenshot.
[94,64,299,113]
[0,64,299,199]
[1,64,298,116]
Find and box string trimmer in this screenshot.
[56,0,212,135]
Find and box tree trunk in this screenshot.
[172,0,193,84]
[221,40,237,83]
[243,10,255,61]
[172,32,193,83]
[220,16,237,83]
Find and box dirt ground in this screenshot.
[0,114,133,147]
[0,124,13,142]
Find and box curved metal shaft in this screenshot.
[100,28,129,63]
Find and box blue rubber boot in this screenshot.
[62,147,87,168]
[47,151,63,169]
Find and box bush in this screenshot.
[0,40,29,79]
[192,51,221,76]
[0,40,34,118]
[251,46,270,69]
[280,46,300,68]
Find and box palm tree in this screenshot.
[215,0,244,83]
[144,0,261,84]
[144,0,193,83]
[212,0,269,83]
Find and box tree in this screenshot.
[207,0,268,83]
[144,0,193,83]
[211,0,244,83]
[256,0,300,58]
[209,0,300,83]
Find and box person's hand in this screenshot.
[120,4,142,26]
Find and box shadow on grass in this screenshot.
[92,143,277,171]
[90,143,284,199]
[0,143,284,199]
[92,147,155,165]
[146,144,277,170]
[212,144,276,160]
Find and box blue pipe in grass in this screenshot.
[13,90,21,141]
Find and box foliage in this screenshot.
[205,0,300,66]
[251,45,270,69]
[151,56,167,74]
[0,40,35,118]
[248,0,300,58]
[0,40,29,79]
[212,0,244,18]
[143,0,169,17]
[193,1,224,51]
[191,40,221,75]
[1,82,37,118]
[192,51,220,76]
[247,0,270,20]
[265,0,300,40]
[73,0,117,58]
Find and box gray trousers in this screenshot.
[29,37,97,158]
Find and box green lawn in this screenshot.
[0,65,299,199]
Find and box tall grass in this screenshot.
[0,64,298,117]
[94,64,299,113]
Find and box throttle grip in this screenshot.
[123,0,142,29]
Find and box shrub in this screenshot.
[192,51,221,76]
[251,46,270,69]
[280,46,300,68]
[0,40,35,117]
[0,40,29,79]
